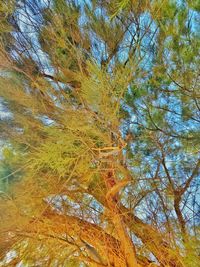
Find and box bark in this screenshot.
[88,185,184,267]
[120,206,183,267]
[104,170,139,267]
[174,194,187,239]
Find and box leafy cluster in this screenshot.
[0,0,199,267]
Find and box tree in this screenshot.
[0,0,199,266]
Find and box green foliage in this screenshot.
[187,0,200,11]
[0,146,22,191]
[0,0,15,33]
[0,0,199,266]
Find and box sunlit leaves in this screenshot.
[0,0,199,266]
[0,0,15,33]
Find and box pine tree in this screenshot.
[0,1,199,266]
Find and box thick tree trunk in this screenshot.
[88,184,184,267]
[104,170,139,267]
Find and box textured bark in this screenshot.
[104,170,139,267]
[88,185,184,267]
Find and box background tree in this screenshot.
[0,0,199,266]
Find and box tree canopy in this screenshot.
[0,0,199,266]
